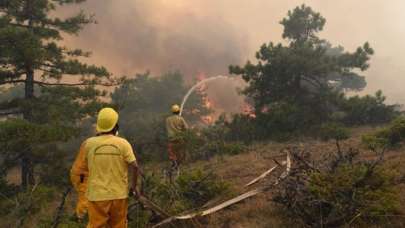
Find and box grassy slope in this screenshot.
[178,126,405,227]
[5,127,405,227]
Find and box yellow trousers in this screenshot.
[87,199,128,228]
[70,173,89,219]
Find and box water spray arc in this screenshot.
[180,75,230,116]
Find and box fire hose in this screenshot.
[129,150,292,227]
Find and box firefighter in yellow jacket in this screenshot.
[73,107,140,228]
[165,104,188,172]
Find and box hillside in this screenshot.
[3,127,405,228]
[181,127,405,227]
[132,126,405,227]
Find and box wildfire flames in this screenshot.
[196,73,215,124]
[194,72,256,125]
[204,98,212,109]
[242,103,257,119]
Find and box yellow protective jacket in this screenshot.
[70,141,89,218]
[166,114,188,141]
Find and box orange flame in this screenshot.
[196,73,208,92]
[204,98,212,109]
[195,72,216,124]
[201,115,214,124]
[242,103,256,119]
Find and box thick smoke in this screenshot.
[63,0,247,78]
[61,0,249,114]
[62,0,405,109]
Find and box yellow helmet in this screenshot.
[96,107,119,133]
[171,104,180,113]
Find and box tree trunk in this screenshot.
[21,0,36,189]
[21,68,35,189]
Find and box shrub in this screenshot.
[273,146,400,227]
[128,169,230,227]
[340,90,400,125]
[219,114,263,143]
[257,102,314,140]
[219,102,312,143]
[308,164,398,226]
[318,122,350,142]
[0,185,56,227]
[120,112,167,162]
[220,91,399,143]
[175,127,247,162]
[362,116,405,149]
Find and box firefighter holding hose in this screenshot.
[166,104,189,176]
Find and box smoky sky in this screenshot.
[63,0,247,78]
[62,0,405,107]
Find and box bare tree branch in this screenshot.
[34,80,118,87]
[0,109,22,116]
[51,187,72,228]
[0,80,26,85]
[0,79,118,87]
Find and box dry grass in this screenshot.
[4,126,405,227]
[178,126,405,227]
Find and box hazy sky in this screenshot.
[64,0,405,105]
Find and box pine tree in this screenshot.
[230,5,374,124]
[0,0,118,188]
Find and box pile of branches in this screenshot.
[273,145,400,227]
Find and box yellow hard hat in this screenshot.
[171,104,180,113]
[96,107,119,133]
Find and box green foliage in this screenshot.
[0,0,111,82]
[318,122,350,141]
[256,102,315,140]
[176,169,230,207]
[340,90,400,125]
[0,118,76,146]
[217,114,260,143]
[179,127,247,162]
[308,164,399,225]
[229,4,378,136]
[0,185,56,227]
[0,0,114,190]
[274,148,400,227]
[128,169,230,227]
[112,72,209,161]
[38,218,86,228]
[280,4,326,42]
[112,71,208,120]
[222,92,397,143]
[37,145,71,187]
[0,118,77,178]
[219,103,316,142]
[362,116,405,149]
